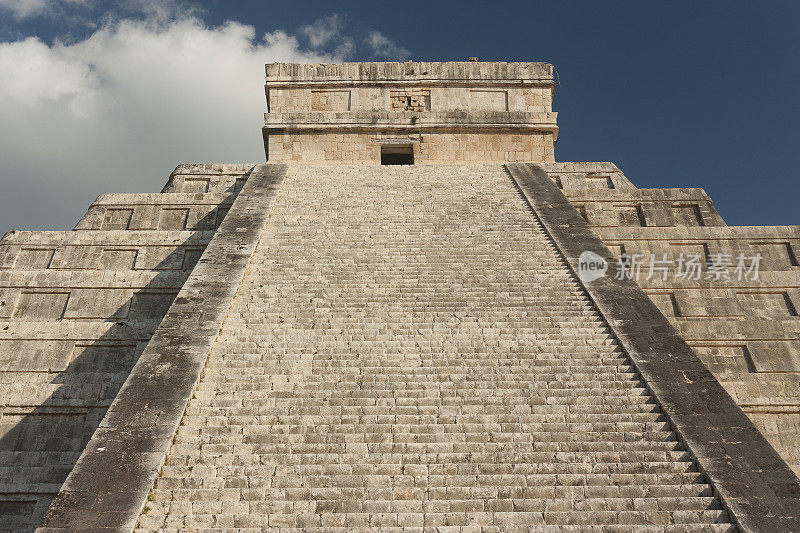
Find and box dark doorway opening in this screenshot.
[381,145,414,165]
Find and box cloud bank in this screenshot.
[0,0,87,20]
[0,13,410,235]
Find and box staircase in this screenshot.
[135,165,734,531]
[0,165,249,533]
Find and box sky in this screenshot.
[0,0,798,236]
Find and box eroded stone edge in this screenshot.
[36,164,288,532]
[506,162,800,533]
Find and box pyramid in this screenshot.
[1,61,799,531]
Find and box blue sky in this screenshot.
[0,0,798,235]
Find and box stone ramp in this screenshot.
[0,165,253,532]
[135,165,733,531]
[35,165,285,531]
[541,162,800,477]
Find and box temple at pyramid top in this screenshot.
[263,61,558,164]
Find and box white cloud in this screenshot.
[0,37,98,115]
[0,16,345,234]
[365,30,410,59]
[298,13,353,58]
[0,0,87,20]
[111,0,200,24]
[0,0,190,22]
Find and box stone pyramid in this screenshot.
[2,62,799,531]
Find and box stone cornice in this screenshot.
[265,79,555,89]
[265,61,554,84]
[263,110,559,136]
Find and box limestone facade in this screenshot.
[263,62,557,164]
[540,161,800,475]
[2,61,800,531]
[267,132,555,164]
[134,164,733,531]
[0,164,252,531]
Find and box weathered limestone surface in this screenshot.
[264,62,554,83]
[540,162,800,477]
[264,61,557,164]
[36,164,286,532]
[508,163,800,531]
[74,193,233,232]
[2,59,800,532]
[135,165,733,531]
[0,164,253,532]
[160,164,252,194]
[267,132,555,164]
[3,159,798,531]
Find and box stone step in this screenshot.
[0,230,212,271]
[136,509,731,529]
[180,412,669,426]
[163,443,692,457]
[201,361,634,371]
[192,375,645,386]
[176,420,673,434]
[145,486,721,505]
[137,165,731,530]
[0,229,213,247]
[183,403,666,417]
[199,392,653,401]
[160,452,697,469]
[173,431,682,447]
[198,370,638,381]
[206,354,629,363]
[0,269,188,288]
[148,495,725,517]
[153,471,712,490]
[0,285,177,321]
[211,336,621,344]
[157,461,699,480]
[161,163,252,194]
[137,525,735,533]
[74,193,233,231]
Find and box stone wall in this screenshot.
[0,164,252,532]
[264,61,557,164]
[267,132,555,164]
[268,86,552,113]
[264,61,554,83]
[541,162,800,475]
[4,159,800,529]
